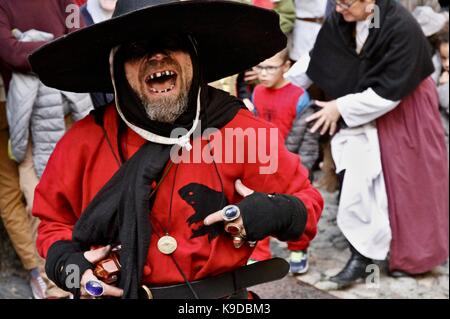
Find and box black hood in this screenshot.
[112,34,202,137]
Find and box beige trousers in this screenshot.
[0,102,40,270]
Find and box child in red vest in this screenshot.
[250,48,319,274]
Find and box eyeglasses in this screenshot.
[253,63,285,74]
[335,0,358,10]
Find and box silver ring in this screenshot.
[85,280,104,297]
[221,205,241,222]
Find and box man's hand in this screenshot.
[80,246,123,298]
[204,179,307,244]
[203,179,253,236]
[306,100,341,136]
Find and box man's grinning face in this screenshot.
[124,48,193,123]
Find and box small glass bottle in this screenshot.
[93,245,121,285]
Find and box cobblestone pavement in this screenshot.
[251,239,336,299]
[0,273,32,299]
[288,187,450,299]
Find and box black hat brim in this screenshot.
[29,0,286,93]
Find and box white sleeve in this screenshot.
[284,54,313,89]
[336,88,401,127]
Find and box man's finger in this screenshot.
[103,284,124,298]
[203,210,223,226]
[80,269,95,287]
[235,179,254,197]
[84,245,111,264]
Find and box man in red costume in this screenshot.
[30,0,323,299]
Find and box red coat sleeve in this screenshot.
[33,149,81,258]
[32,119,92,258]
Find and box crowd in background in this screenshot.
[0,0,448,299]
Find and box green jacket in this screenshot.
[236,0,296,34]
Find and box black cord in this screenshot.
[117,119,127,163]
[101,126,121,168]
[167,164,179,234]
[151,218,200,299]
[170,254,200,299]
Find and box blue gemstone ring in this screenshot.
[221,205,241,222]
[85,280,104,297]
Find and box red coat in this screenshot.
[33,104,323,285]
[73,0,86,6]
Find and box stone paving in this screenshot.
[0,223,33,299]
[283,187,450,299]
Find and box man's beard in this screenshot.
[137,88,189,124]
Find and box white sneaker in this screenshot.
[30,273,48,299]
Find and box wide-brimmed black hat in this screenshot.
[29,0,286,93]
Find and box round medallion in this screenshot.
[157,235,178,255]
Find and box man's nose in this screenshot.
[148,52,168,61]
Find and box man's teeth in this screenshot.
[149,84,175,93]
[149,70,175,80]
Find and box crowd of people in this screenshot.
[0,0,448,299]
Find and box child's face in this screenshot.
[254,54,290,89]
[440,42,449,73]
[99,0,117,12]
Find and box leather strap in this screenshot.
[139,257,289,299]
[296,17,325,24]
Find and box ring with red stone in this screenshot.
[224,222,244,236]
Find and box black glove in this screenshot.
[45,240,94,297]
[237,193,308,242]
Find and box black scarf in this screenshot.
[72,40,242,298]
[307,0,434,101]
